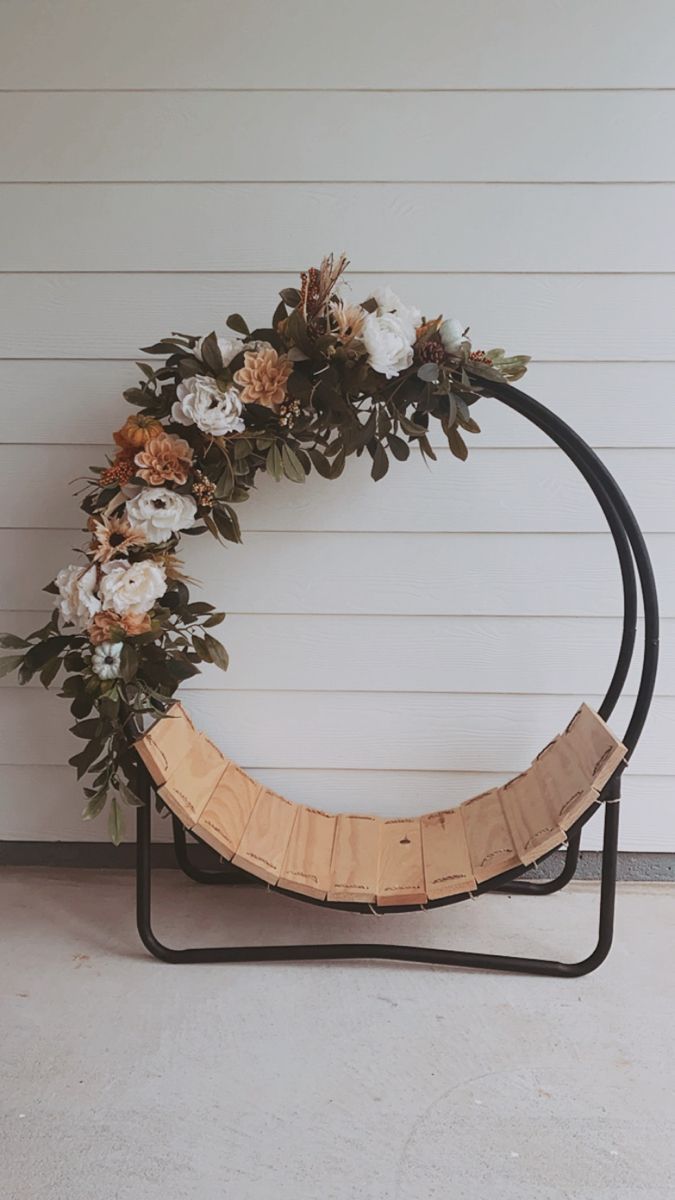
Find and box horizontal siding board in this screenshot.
[0,444,671,534]
[1,529,672,616]
[2,273,674,363]
[5,91,675,182]
[1,0,673,89]
[2,611,671,697]
[0,688,667,772]
[1,360,672,448]
[0,764,670,850]
[3,184,675,272]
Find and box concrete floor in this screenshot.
[1,870,674,1200]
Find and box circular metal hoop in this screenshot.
[480,377,659,758]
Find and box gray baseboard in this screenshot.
[1,841,674,880]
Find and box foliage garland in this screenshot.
[0,255,529,842]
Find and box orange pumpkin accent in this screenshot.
[113,414,164,452]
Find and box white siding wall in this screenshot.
[0,0,673,849]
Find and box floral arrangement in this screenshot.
[0,255,528,842]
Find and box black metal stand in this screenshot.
[134,377,659,976]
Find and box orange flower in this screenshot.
[135,432,193,486]
[234,347,293,410]
[329,300,366,344]
[89,514,146,564]
[87,609,152,645]
[113,414,164,452]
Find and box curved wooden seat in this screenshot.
[135,701,625,906]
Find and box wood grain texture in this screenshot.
[461,788,521,884]
[0,689,670,775]
[499,770,565,866]
[327,814,381,903]
[192,761,262,858]
[232,787,298,884]
[3,185,675,272]
[3,274,674,361]
[5,91,675,182]
[134,702,197,786]
[277,806,337,900]
[158,733,227,828]
[1,443,670,534]
[2,361,675,448]
[376,818,426,906]
[1,529,672,617]
[421,809,476,899]
[1,0,672,88]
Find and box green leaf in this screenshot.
[22,636,69,675]
[226,313,249,336]
[118,779,144,808]
[199,331,223,373]
[70,694,93,719]
[281,444,306,483]
[279,287,301,307]
[0,633,28,650]
[387,434,410,462]
[69,737,106,778]
[108,797,124,846]
[370,441,389,482]
[82,791,107,820]
[120,643,139,683]
[204,634,229,673]
[70,718,103,740]
[266,442,283,481]
[308,448,333,479]
[0,654,24,679]
[448,428,468,461]
[39,656,62,688]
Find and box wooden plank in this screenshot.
[421,809,476,899]
[3,184,675,272]
[376,818,426,906]
[3,275,674,363]
[460,788,522,884]
[5,91,675,182]
[2,361,675,449]
[1,0,671,89]
[1,443,671,535]
[498,769,565,866]
[533,735,599,831]
[158,734,227,829]
[134,702,198,787]
[1,689,674,776]
[564,704,627,792]
[3,611,674,698]
[232,787,298,885]
[192,761,262,859]
[327,814,382,903]
[277,806,337,900]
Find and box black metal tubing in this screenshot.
[135,378,659,975]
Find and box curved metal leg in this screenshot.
[498,831,581,895]
[136,795,618,978]
[171,816,243,885]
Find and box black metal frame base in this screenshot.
[136,795,618,977]
[133,375,658,978]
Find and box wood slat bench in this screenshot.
[136,700,626,906]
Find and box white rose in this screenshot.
[194,334,243,367]
[439,318,467,353]
[125,487,197,544]
[99,558,167,617]
[172,375,245,437]
[55,563,101,631]
[361,311,415,379]
[368,286,422,342]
